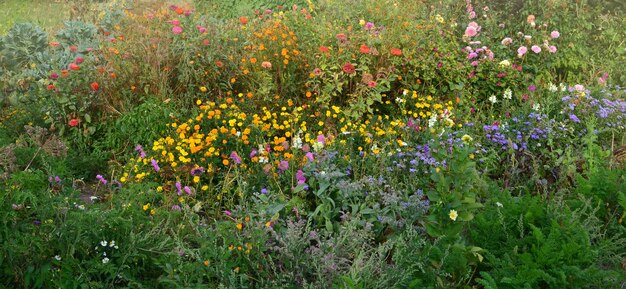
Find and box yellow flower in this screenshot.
[461,134,473,143]
[236,223,243,230]
[143,203,150,211]
[199,86,207,93]
[449,209,458,221]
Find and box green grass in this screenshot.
[0,0,71,34]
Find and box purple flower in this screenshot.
[279,160,289,171]
[569,114,581,123]
[296,170,306,185]
[191,167,204,176]
[364,22,375,30]
[171,205,181,211]
[261,188,268,194]
[305,152,314,162]
[176,182,182,195]
[528,85,536,92]
[96,174,107,185]
[151,159,160,172]
[249,149,257,158]
[184,186,192,195]
[135,144,146,158]
[230,151,242,164]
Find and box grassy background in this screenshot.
[0,0,71,34]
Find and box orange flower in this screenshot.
[390,48,402,56]
[239,16,248,25]
[68,63,80,71]
[215,60,224,68]
[359,44,370,54]
[61,70,69,78]
[236,223,243,230]
[175,7,184,15]
[319,46,329,53]
[90,82,99,91]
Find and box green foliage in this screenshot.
[0,23,48,70]
[55,21,98,48]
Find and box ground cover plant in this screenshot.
[1,0,626,288]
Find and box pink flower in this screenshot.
[501,37,513,46]
[517,46,527,56]
[548,45,557,53]
[531,45,541,54]
[170,19,180,26]
[464,26,477,37]
[172,26,183,34]
[75,56,84,64]
[261,61,272,69]
[574,84,585,91]
[550,31,560,39]
[367,81,377,88]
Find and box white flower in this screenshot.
[548,82,558,92]
[102,257,110,264]
[402,89,408,96]
[89,196,98,201]
[312,141,324,152]
[489,95,497,104]
[100,240,108,247]
[428,114,437,128]
[532,103,541,111]
[292,135,303,149]
[496,202,503,207]
[109,240,116,248]
[503,88,512,100]
[559,83,566,92]
[259,156,268,163]
[395,97,404,104]
[54,255,62,261]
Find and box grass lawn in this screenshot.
[0,0,71,34]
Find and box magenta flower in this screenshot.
[170,19,180,26]
[305,152,314,162]
[230,151,242,164]
[531,45,541,54]
[528,85,536,92]
[184,186,192,195]
[172,26,183,34]
[317,134,326,144]
[135,144,146,158]
[175,182,182,195]
[96,175,107,185]
[550,31,560,39]
[517,46,527,56]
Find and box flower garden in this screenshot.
[1,0,625,288]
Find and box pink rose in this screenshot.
[517,46,527,56]
[550,31,560,39]
[548,45,557,53]
[531,45,541,54]
[465,26,477,37]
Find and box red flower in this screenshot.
[75,56,84,64]
[319,46,329,53]
[69,119,79,127]
[368,81,377,88]
[90,82,100,91]
[342,63,355,74]
[335,33,346,41]
[68,63,80,71]
[47,84,55,91]
[69,45,78,52]
[360,44,370,54]
[390,48,402,56]
[175,7,184,15]
[239,16,248,25]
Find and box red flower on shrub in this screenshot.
[319,46,329,53]
[239,16,248,25]
[68,63,80,71]
[90,82,100,91]
[342,63,355,74]
[360,44,370,54]
[391,48,402,56]
[69,119,79,127]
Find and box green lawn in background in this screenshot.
[0,0,71,34]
